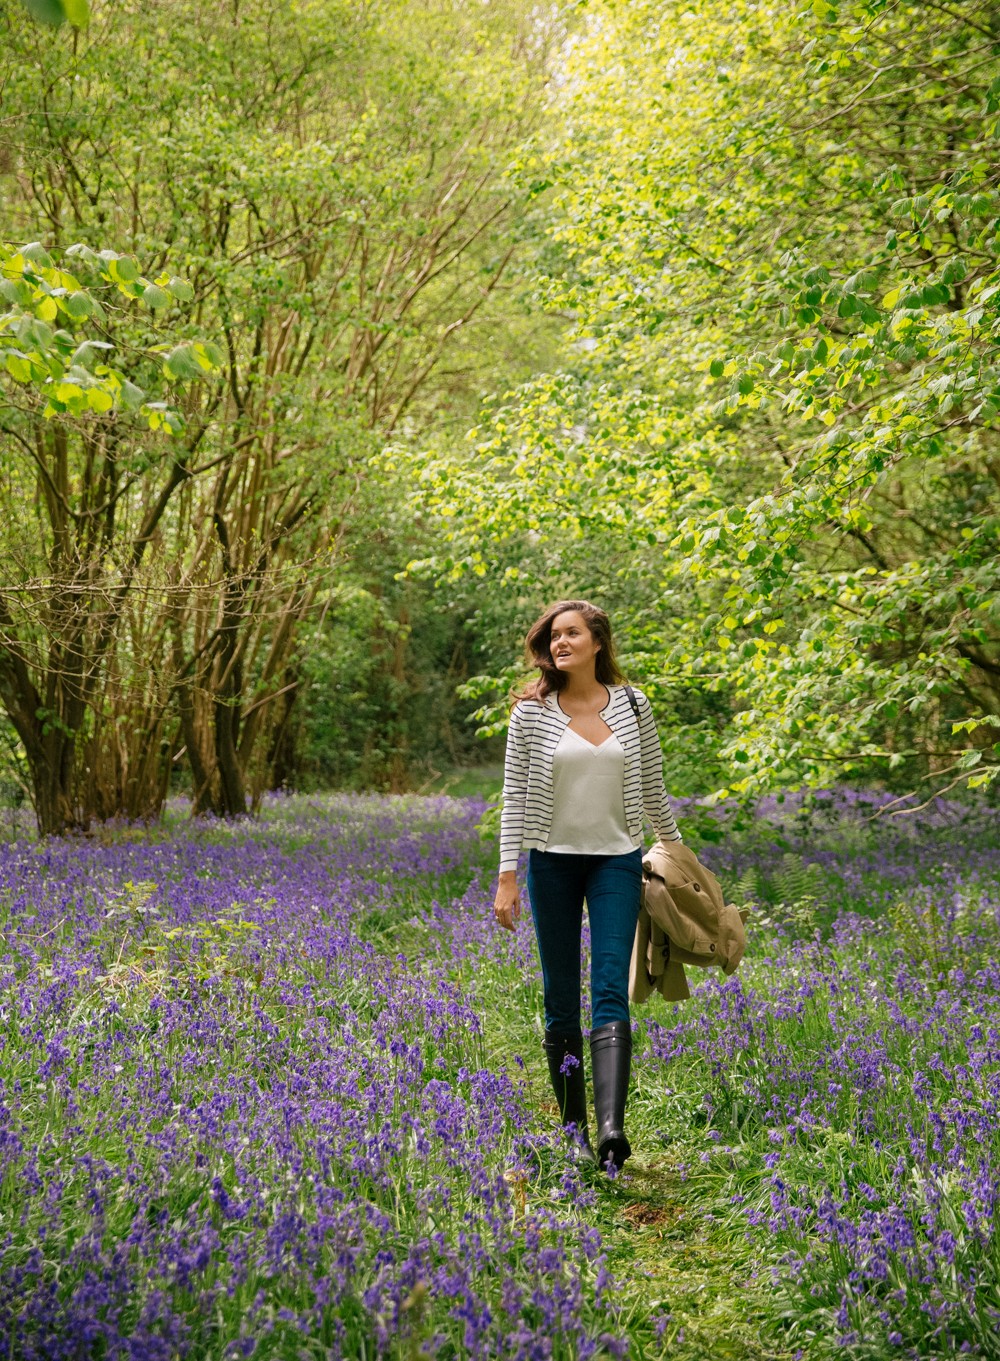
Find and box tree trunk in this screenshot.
[264,666,299,796]
[31,742,81,836]
[0,608,82,834]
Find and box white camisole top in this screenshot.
[544,726,639,856]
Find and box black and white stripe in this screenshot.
[499,685,682,871]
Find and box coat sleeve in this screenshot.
[498,704,529,873]
[629,902,655,1004]
[635,688,682,844]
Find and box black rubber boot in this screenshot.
[590,1021,633,1172]
[543,1030,595,1160]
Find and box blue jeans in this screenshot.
[526,848,643,1032]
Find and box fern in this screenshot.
[730,866,761,908]
[735,853,827,939]
[772,853,825,908]
[887,891,998,974]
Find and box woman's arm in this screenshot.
[635,690,683,844]
[498,704,529,873]
[495,705,528,930]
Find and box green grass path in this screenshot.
[478,1013,796,1361]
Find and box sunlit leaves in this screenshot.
[417,0,1000,798]
[0,241,219,427]
[162,342,224,381]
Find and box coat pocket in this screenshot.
[641,870,721,958]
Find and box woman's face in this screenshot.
[549,610,601,676]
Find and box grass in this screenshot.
[417,766,504,802]
[1,789,998,1358]
[440,789,1000,1359]
[456,894,795,1361]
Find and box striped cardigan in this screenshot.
[499,684,682,872]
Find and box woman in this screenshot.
[493,600,683,1171]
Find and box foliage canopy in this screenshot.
[0,0,554,828]
[413,0,1000,803]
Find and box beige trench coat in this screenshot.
[629,840,747,1003]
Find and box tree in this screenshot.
[1,0,558,824]
[415,0,1000,801]
[0,241,220,832]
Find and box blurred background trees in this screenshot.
[2,0,997,832]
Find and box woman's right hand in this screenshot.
[493,872,521,932]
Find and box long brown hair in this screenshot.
[513,600,626,704]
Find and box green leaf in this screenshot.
[22,241,54,267]
[0,278,31,305]
[25,320,54,349]
[61,0,89,24]
[53,380,86,405]
[5,353,33,383]
[163,344,200,380]
[109,256,140,285]
[70,340,113,368]
[921,283,949,306]
[20,0,66,23]
[201,341,224,367]
[192,341,223,371]
[167,277,194,302]
[709,359,725,378]
[63,291,93,319]
[141,283,169,310]
[118,380,146,411]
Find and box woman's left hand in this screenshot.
[493,872,521,932]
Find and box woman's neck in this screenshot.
[560,671,607,705]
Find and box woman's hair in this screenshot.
[513,600,625,704]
